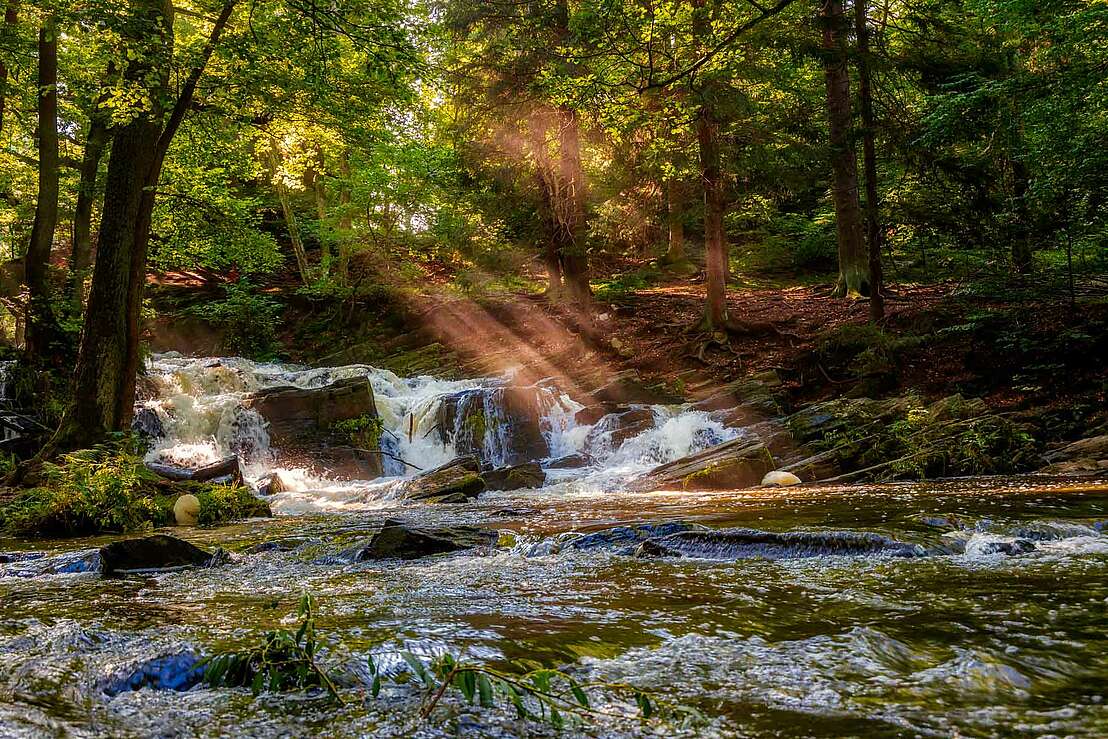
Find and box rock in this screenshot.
[690,371,783,417]
[50,550,101,574]
[483,462,545,491]
[761,470,802,487]
[777,450,841,482]
[527,521,707,557]
[398,456,485,501]
[245,537,320,554]
[632,437,775,491]
[436,386,551,465]
[254,471,288,496]
[590,370,683,405]
[103,652,205,695]
[1040,434,1108,471]
[131,406,165,441]
[574,402,628,426]
[635,528,927,560]
[0,551,45,564]
[584,407,655,451]
[244,377,383,478]
[99,535,221,576]
[545,453,593,469]
[173,494,200,526]
[335,519,497,561]
[963,536,1036,557]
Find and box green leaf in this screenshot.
[371,674,381,698]
[400,651,432,687]
[635,692,653,719]
[476,673,494,708]
[570,683,589,708]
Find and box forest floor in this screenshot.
[147,256,1108,445]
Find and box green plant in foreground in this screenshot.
[202,593,342,701]
[206,595,698,729]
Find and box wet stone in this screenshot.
[103,652,206,695]
[333,519,498,561]
[483,462,545,491]
[635,528,928,560]
[545,453,593,469]
[527,521,707,557]
[100,535,222,576]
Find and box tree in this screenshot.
[819,0,868,298]
[51,0,236,450]
[854,0,882,319]
[23,12,61,367]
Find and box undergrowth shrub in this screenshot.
[0,440,269,537]
[188,280,282,359]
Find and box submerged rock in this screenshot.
[100,535,222,576]
[334,519,497,561]
[584,407,655,451]
[398,456,485,502]
[527,521,707,557]
[483,462,545,491]
[103,652,205,695]
[635,528,927,560]
[632,437,775,491]
[50,550,101,574]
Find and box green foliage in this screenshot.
[0,439,269,538]
[593,266,661,302]
[187,281,282,359]
[202,593,342,702]
[816,323,926,394]
[331,415,384,449]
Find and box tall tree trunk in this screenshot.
[1010,158,1033,273]
[698,106,728,329]
[66,118,110,313]
[529,111,564,300]
[854,0,884,320]
[49,0,235,453]
[336,151,352,286]
[555,105,591,305]
[267,140,310,284]
[664,179,687,266]
[309,148,331,272]
[0,2,17,139]
[24,16,61,366]
[820,0,868,298]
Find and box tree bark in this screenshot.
[24,16,61,366]
[820,0,868,298]
[698,106,728,329]
[336,150,352,285]
[664,179,687,265]
[49,0,235,453]
[1010,158,1033,273]
[66,118,110,313]
[528,111,564,300]
[555,105,591,305]
[309,147,331,271]
[0,2,17,139]
[854,0,884,320]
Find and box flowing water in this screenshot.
[2,355,1107,737]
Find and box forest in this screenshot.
[0,0,1105,736]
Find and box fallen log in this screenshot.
[147,456,244,486]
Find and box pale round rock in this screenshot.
[173,494,201,526]
[761,470,802,487]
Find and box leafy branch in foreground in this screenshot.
[379,651,701,729]
[201,593,343,702]
[201,594,699,729]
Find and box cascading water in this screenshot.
[138,353,737,511]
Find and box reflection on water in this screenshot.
[2,477,1107,737]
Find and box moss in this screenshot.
[331,414,384,449]
[463,410,487,441]
[0,443,270,538]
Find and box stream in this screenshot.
[2,355,1107,737]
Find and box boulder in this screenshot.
[636,528,927,560]
[632,437,776,491]
[335,519,497,561]
[545,452,593,469]
[483,462,545,491]
[690,371,783,418]
[589,370,683,405]
[761,470,802,487]
[584,407,655,451]
[173,494,200,526]
[778,450,841,482]
[1040,434,1108,473]
[436,386,551,466]
[397,456,485,502]
[100,535,222,576]
[244,377,383,478]
[131,406,165,441]
[103,653,206,695]
[254,471,289,496]
[574,402,629,426]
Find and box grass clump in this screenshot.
[332,414,385,449]
[0,439,269,538]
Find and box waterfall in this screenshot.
[139,353,746,510]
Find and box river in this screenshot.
[1,355,1106,737]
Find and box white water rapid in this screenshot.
[138,353,742,513]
